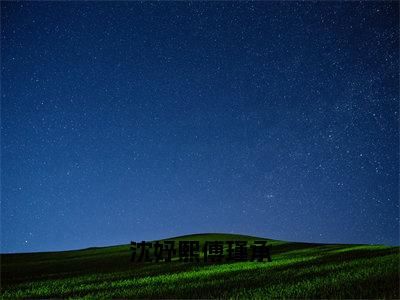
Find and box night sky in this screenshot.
[1,1,399,253]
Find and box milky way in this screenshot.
[1,1,398,252]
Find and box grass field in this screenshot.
[1,233,399,299]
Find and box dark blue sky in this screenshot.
[1,1,399,253]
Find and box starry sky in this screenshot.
[1,1,399,253]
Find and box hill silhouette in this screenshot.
[1,233,399,298]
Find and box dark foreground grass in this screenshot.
[1,233,399,299]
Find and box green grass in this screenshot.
[1,233,399,299]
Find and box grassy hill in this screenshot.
[1,233,399,299]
